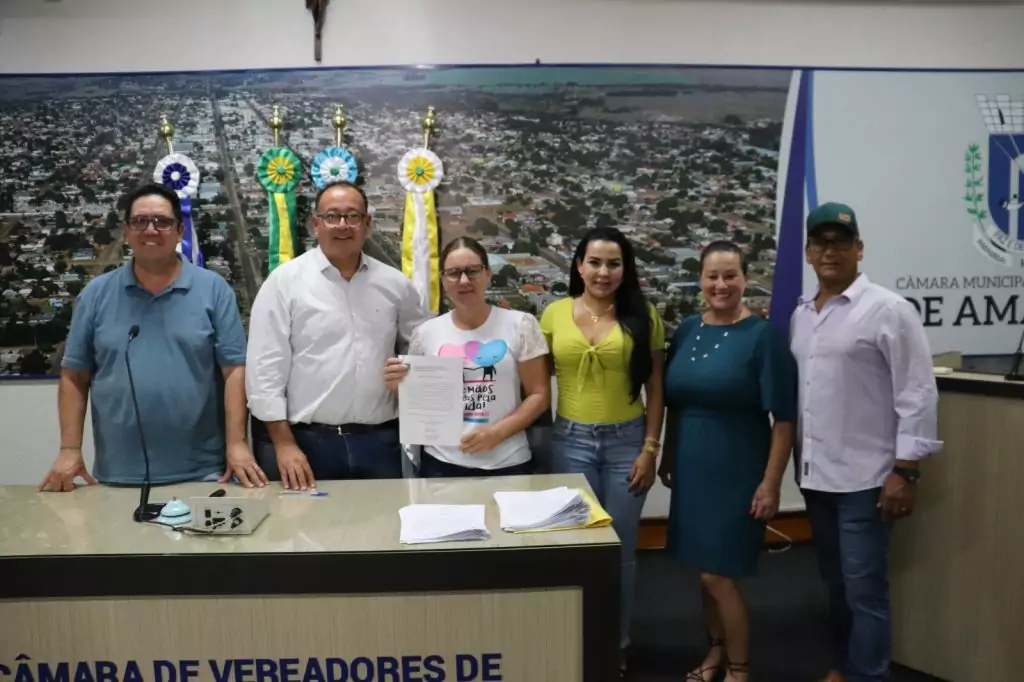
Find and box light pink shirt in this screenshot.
[790,273,943,493]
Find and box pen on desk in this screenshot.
[279,490,328,497]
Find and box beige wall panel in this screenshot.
[1,589,582,681]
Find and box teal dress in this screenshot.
[663,314,798,578]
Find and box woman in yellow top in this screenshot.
[540,226,666,676]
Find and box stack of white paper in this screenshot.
[398,504,491,544]
[493,487,591,531]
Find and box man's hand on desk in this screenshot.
[277,443,316,491]
[221,442,268,488]
[38,447,97,492]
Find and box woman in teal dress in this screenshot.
[659,241,797,682]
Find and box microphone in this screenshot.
[126,325,165,522]
[1006,324,1024,382]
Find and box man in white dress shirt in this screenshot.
[246,181,428,489]
[790,203,942,682]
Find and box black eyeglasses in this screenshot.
[442,265,486,282]
[126,216,178,231]
[807,236,856,252]
[314,212,365,227]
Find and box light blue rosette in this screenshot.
[310,147,358,189]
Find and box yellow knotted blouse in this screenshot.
[539,297,665,424]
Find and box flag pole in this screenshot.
[332,104,347,148]
[158,116,175,154]
[423,106,436,150]
[269,106,283,147]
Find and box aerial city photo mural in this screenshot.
[0,65,787,377]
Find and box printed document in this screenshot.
[398,355,464,446]
[493,487,591,531]
[398,504,490,544]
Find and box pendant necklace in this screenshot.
[582,300,614,324]
[691,309,747,362]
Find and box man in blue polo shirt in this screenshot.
[38,183,266,491]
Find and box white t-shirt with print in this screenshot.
[408,306,549,470]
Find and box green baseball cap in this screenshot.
[806,202,859,237]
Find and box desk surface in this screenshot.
[936,369,1024,399]
[0,473,619,558]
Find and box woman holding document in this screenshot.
[539,226,666,676]
[384,237,550,478]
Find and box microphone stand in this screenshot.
[126,326,165,522]
[1005,323,1024,382]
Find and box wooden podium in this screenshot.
[890,372,1024,681]
[0,473,620,682]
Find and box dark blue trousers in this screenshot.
[804,488,894,682]
[254,420,404,481]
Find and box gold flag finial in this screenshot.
[331,104,347,148]
[422,106,437,149]
[158,116,175,154]
[269,105,285,147]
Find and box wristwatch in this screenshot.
[892,466,921,484]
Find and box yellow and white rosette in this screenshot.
[398,148,444,314]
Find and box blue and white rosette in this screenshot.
[153,153,204,267]
[310,147,358,188]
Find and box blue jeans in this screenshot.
[804,488,894,682]
[254,422,405,481]
[551,415,647,649]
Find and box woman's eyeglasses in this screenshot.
[442,265,486,282]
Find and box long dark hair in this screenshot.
[569,227,652,403]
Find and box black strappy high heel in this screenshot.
[685,637,724,681]
[724,660,750,681]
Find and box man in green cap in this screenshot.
[790,202,942,682]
